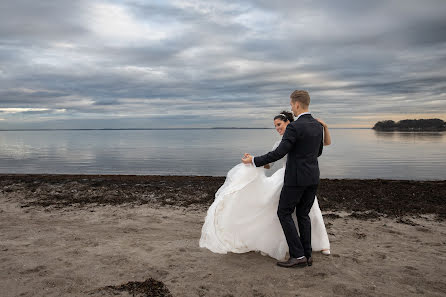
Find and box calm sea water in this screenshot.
[0,129,445,180]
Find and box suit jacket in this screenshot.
[254,114,323,186]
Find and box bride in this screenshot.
[199,111,331,260]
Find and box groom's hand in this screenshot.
[242,153,253,164]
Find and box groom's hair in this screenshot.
[290,90,310,108]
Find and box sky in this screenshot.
[0,0,445,129]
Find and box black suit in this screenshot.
[253,114,323,258]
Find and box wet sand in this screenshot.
[1,174,445,296]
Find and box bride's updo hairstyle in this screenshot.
[274,110,294,123]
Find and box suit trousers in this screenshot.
[277,184,318,258]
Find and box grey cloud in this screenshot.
[0,89,69,100]
[0,0,88,43]
[403,19,446,46]
[0,0,445,129]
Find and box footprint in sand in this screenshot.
[375,252,387,260]
[197,285,209,297]
[310,271,328,277]
[252,289,266,297]
[416,226,432,233]
[332,284,364,296]
[402,266,422,277]
[20,265,47,275]
[355,232,367,239]
[379,226,404,235]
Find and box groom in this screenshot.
[242,90,323,268]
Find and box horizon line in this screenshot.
[0,127,372,131]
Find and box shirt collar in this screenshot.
[296,111,311,120]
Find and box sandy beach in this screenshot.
[1,175,445,296]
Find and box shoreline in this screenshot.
[2,172,446,179]
[1,174,445,218]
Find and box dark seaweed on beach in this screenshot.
[316,179,446,218]
[95,278,173,297]
[1,174,445,219]
[2,175,222,209]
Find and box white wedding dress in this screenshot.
[199,141,330,260]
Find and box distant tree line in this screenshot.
[373,119,446,131]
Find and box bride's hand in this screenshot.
[242,153,253,164]
[316,118,328,128]
[316,118,332,146]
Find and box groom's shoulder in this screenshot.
[290,117,307,126]
[295,115,318,124]
[288,120,300,129]
[291,116,320,131]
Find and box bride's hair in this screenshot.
[274,110,294,123]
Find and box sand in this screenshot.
[0,175,445,296]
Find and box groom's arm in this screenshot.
[253,124,298,167]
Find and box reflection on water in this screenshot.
[0,129,445,180]
[374,130,445,142]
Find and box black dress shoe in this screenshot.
[276,257,308,268]
[307,256,313,266]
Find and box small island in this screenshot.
[373,118,446,131]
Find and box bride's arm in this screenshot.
[316,118,331,146]
[253,126,296,167]
[263,139,282,169]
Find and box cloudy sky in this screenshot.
[1,0,445,129]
